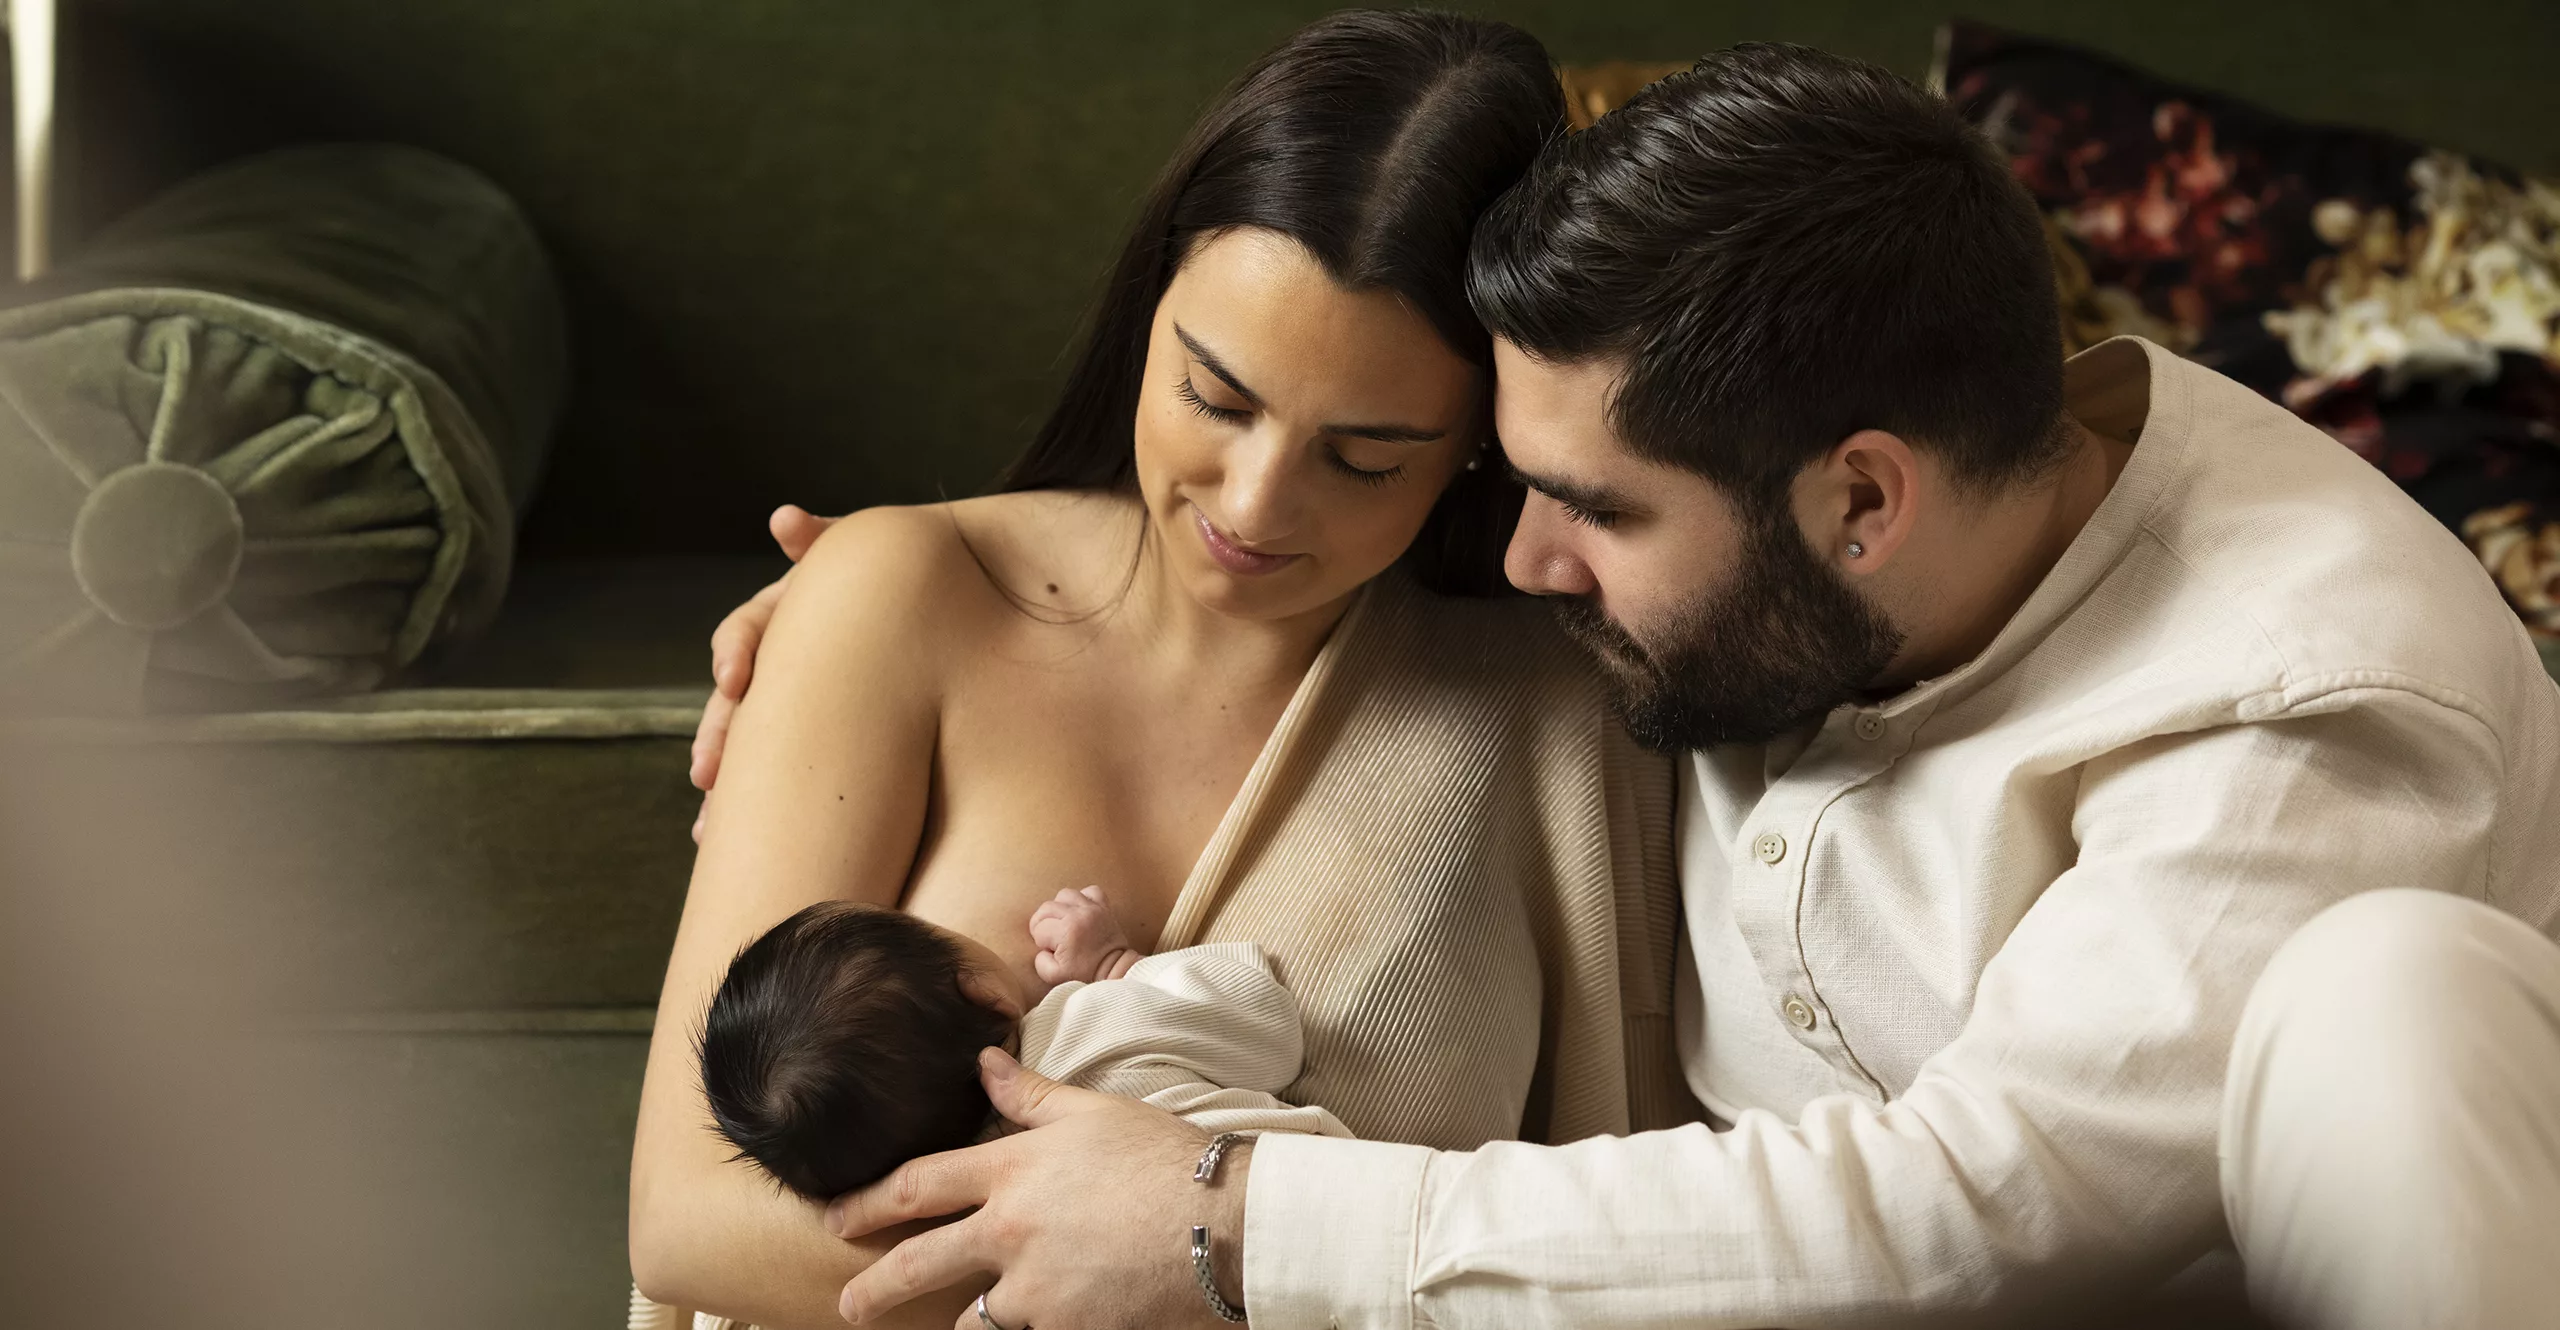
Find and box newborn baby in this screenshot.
[698,886,1349,1200]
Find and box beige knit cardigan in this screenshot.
[1157,569,1693,1147]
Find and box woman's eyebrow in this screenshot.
[1174,322,1445,445]
[1173,324,1262,406]
[1328,421,1444,445]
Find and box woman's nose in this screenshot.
[1219,428,1302,543]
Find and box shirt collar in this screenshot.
[1866,335,2192,719]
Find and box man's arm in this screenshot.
[831,1052,1248,1329]
[1244,691,2505,1329]
[834,689,2504,1330]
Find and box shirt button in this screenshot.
[1752,832,1787,865]
[1854,711,1885,741]
[1783,995,1818,1030]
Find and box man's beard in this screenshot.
[1551,513,1905,753]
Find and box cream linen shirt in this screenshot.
[1243,337,2560,1328]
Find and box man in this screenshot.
[695,44,2560,1330]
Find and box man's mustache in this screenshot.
[1548,595,1653,669]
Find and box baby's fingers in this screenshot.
[1030,948,1069,985]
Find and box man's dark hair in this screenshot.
[1468,43,2069,508]
[698,902,1012,1201]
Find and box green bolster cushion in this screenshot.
[0,144,565,714]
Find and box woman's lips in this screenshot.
[1193,508,1300,577]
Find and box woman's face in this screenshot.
[1133,227,1482,622]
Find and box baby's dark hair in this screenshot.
[698,902,1013,1200]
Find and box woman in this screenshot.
[629,13,1688,1329]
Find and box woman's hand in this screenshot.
[829,1048,1245,1329]
[692,505,841,840]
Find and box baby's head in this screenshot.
[698,902,1023,1200]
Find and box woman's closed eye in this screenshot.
[1178,372,1406,486]
[1325,450,1403,486]
[1174,374,1251,426]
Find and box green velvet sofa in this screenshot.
[12,2,2557,1325]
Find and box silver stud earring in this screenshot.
[1846,542,1865,559]
[1465,456,1481,472]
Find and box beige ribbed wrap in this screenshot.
[637,569,1694,1329]
[1158,569,1693,1148]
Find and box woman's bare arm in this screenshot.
[688,505,839,825]
[629,507,980,1329]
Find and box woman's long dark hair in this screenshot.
[995,9,1563,596]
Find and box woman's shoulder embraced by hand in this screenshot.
[781,503,980,635]
[739,505,973,726]
[778,490,1137,666]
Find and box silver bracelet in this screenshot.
[1190,1225,1246,1323]
[1193,1130,1247,1183]
[1190,1132,1249,1322]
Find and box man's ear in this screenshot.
[1800,429,1922,572]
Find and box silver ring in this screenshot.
[974,1292,1023,1330]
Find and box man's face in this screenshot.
[1493,340,1903,752]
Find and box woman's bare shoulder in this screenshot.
[787,502,984,618]
[937,489,1148,613]
[781,491,1141,653]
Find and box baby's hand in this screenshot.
[1029,885,1144,985]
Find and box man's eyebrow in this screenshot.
[1174,322,1445,445]
[1504,460,1637,514]
[1173,324,1262,407]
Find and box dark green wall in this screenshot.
[58,1,2560,554]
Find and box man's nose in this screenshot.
[1504,498,1598,597]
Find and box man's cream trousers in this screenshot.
[2224,889,2560,1330]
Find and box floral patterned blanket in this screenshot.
[1935,20,2560,663]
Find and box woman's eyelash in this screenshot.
[1175,375,1401,486]
[1174,375,1250,425]
[1559,500,1618,530]
[1326,453,1403,486]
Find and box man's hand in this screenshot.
[828,1047,1249,1329]
[691,505,840,841]
[1029,886,1145,985]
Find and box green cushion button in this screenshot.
[69,462,245,630]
